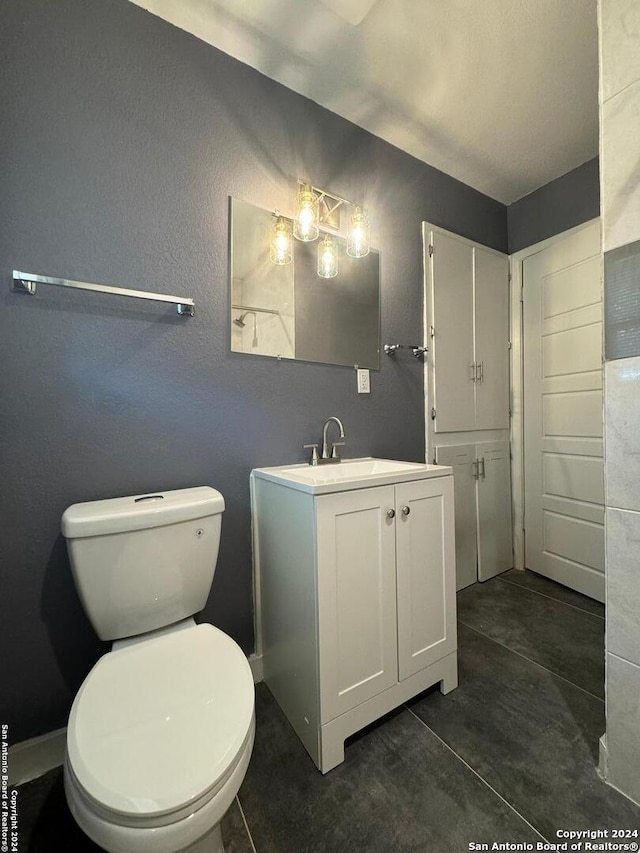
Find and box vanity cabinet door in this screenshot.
[427,227,509,433]
[316,486,398,723]
[434,445,478,591]
[430,231,476,433]
[476,441,513,581]
[395,477,457,681]
[474,247,510,430]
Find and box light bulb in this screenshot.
[293,184,319,242]
[270,215,292,265]
[317,235,338,279]
[347,206,370,258]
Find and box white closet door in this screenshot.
[523,220,604,601]
[430,232,475,432]
[474,247,510,430]
[476,441,513,581]
[435,445,478,591]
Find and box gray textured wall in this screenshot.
[0,0,506,742]
[508,158,600,253]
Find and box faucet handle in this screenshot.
[331,441,346,460]
[303,444,319,466]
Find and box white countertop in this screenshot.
[251,457,452,495]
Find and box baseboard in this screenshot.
[599,732,640,807]
[248,653,263,683]
[598,734,608,781]
[8,727,66,787]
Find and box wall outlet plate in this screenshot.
[357,368,370,394]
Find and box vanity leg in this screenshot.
[319,727,346,774]
[438,652,459,695]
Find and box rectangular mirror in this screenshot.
[230,198,380,369]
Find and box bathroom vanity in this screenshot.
[251,458,457,773]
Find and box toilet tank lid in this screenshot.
[62,486,224,539]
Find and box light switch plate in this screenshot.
[357,368,370,394]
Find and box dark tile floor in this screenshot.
[15,570,640,851]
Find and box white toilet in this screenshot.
[61,486,255,853]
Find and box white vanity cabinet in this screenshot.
[251,460,457,773]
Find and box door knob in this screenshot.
[401,505,410,516]
[386,508,396,519]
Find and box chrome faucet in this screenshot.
[303,417,346,465]
[322,416,345,460]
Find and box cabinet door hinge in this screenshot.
[431,407,436,420]
[430,324,435,339]
[520,286,524,303]
[508,272,512,283]
[428,244,434,257]
[507,340,512,350]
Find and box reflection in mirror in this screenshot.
[231,200,295,360]
[230,198,380,369]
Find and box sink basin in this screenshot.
[251,457,452,495]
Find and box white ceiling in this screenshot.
[129,0,599,204]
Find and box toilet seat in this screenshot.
[67,622,254,825]
[64,722,255,853]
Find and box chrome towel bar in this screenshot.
[11,271,195,316]
[384,343,428,358]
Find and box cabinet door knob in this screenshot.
[386,508,396,519]
[401,505,410,516]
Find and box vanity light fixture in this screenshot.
[293,184,320,242]
[270,214,293,265]
[293,182,370,251]
[317,235,339,279]
[273,181,371,277]
[347,206,370,258]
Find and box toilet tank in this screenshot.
[61,487,225,641]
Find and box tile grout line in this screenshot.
[236,794,258,853]
[405,705,549,845]
[457,618,605,703]
[497,576,605,621]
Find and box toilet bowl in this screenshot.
[61,488,255,853]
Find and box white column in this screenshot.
[599,0,640,806]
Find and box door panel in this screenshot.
[543,511,605,572]
[316,487,398,722]
[523,220,604,602]
[543,453,605,505]
[430,232,475,432]
[474,247,510,430]
[476,441,513,581]
[543,391,603,437]
[542,256,601,317]
[435,445,477,591]
[543,324,603,376]
[395,478,456,681]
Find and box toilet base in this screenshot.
[185,822,223,853]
